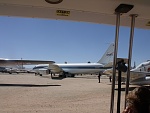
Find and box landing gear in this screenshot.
[40,74,42,76]
[34,72,42,76]
[59,72,66,78]
[70,74,75,77]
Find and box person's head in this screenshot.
[125,86,150,113]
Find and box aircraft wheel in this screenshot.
[63,74,66,78]
[71,74,75,77]
[40,74,42,76]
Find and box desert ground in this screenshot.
[0,73,138,113]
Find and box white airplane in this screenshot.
[33,43,115,77]
[129,60,150,85]
[103,60,150,85]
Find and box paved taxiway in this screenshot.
[0,73,137,113]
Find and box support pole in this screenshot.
[110,13,120,113]
[124,14,138,108]
[117,70,121,113]
[116,59,127,113]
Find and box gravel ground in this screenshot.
[0,73,133,113]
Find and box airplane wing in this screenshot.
[130,71,150,79]
[103,68,150,85]
[129,71,150,85]
[103,69,150,77]
[0,59,55,66]
[49,64,63,73]
[104,58,128,68]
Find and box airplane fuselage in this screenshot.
[57,63,112,74]
[33,63,112,75]
[131,61,150,72]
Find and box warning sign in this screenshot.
[56,10,70,16]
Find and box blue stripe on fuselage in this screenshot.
[59,66,112,69]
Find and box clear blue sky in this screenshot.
[0,16,150,67]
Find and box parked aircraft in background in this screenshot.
[0,43,114,77]
[33,43,114,77]
[103,60,150,85]
[0,67,8,73]
[0,63,28,73]
[0,59,54,74]
[129,60,150,85]
[0,66,22,74]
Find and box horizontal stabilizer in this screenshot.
[103,58,128,67]
[117,58,128,64]
[104,62,113,67]
[49,64,63,73]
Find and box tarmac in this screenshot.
[0,73,138,113]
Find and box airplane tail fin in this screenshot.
[97,43,114,66]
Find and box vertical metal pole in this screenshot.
[117,70,122,113]
[124,14,137,108]
[110,13,120,113]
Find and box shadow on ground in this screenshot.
[39,75,65,80]
[0,84,61,87]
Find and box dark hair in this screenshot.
[126,86,150,113]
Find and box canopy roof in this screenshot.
[0,0,150,29]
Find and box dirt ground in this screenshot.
[0,73,137,113]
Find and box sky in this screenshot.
[0,16,150,67]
